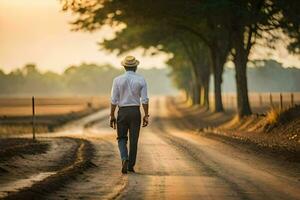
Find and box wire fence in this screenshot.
[209,92,300,113]
[0,96,108,117]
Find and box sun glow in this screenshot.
[0,0,169,74]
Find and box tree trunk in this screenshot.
[184,89,189,102]
[233,32,252,117]
[188,81,194,104]
[234,58,252,117]
[202,77,210,110]
[211,49,224,112]
[192,80,201,105]
[189,74,201,105]
[213,69,223,112]
[190,82,196,105]
[209,38,231,112]
[190,63,202,106]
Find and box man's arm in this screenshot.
[110,79,119,129]
[142,103,149,127]
[142,103,149,116]
[110,104,117,129]
[141,79,149,127]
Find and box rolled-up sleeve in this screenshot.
[140,79,149,104]
[111,79,119,105]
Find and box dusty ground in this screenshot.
[0,97,299,199]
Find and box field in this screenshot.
[0,96,109,117]
[0,96,109,136]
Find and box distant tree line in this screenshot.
[222,60,300,92]
[1,59,299,96]
[0,63,175,96]
[61,0,300,117]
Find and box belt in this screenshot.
[119,105,140,109]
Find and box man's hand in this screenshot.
[142,115,149,127]
[142,103,149,127]
[110,104,117,129]
[110,115,117,129]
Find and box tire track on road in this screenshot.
[45,111,128,200]
[2,138,95,200]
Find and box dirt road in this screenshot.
[1,97,299,199]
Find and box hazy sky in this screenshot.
[0,0,170,73]
[0,0,299,74]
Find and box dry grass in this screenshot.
[0,124,50,137]
[265,107,284,125]
[265,105,300,127]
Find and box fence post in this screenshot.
[32,96,36,140]
[226,94,229,109]
[291,93,294,107]
[259,94,263,107]
[269,93,273,108]
[280,93,283,110]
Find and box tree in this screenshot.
[275,0,300,54]
[61,0,229,111]
[177,35,211,108]
[221,0,281,117]
[61,0,298,117]
[167,54,194,103]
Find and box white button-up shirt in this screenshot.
[111,71,149,107]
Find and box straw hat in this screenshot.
[121,56,140,67]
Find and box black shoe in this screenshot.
[128,168,135,173]
[122,160,128,174]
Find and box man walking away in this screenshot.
[110,55,149,174]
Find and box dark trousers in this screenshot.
[117,106,141,169]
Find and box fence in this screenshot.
[209,92,300,113]
[0,96,107,117]
[0,96,108,140]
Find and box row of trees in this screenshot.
[61,0,300,117]
[0,64,175,96]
